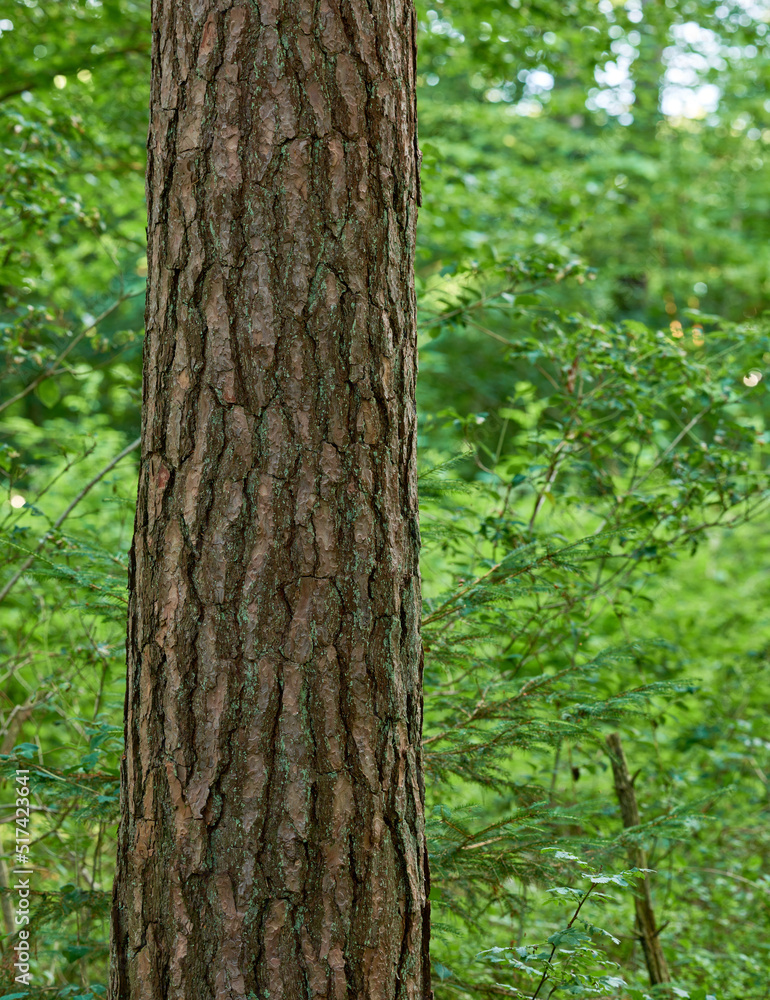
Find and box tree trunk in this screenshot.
[109,1,430,997]
[605,733,670,987]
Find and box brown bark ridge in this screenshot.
[605,733,670,987]
[109,0,430,997]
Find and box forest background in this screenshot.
[0,0,769,998]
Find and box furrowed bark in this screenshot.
[606,732,670,987]
[109,1,430,997]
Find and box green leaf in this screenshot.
[63,944,92,963]
[36,379,61,408]
[433,961,454,980]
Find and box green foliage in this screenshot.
[416,253,769,996]
[477,853,653,998]
[1,0,770,997]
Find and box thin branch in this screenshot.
[626,403,712,496]
[531,884,594,1000]
[0,290,143,417]
[0,436,140,608]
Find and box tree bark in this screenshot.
[109,1,430,997]
[605,732,670,987]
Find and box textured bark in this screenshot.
[109,1,430,997]
[606,733,670,987]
